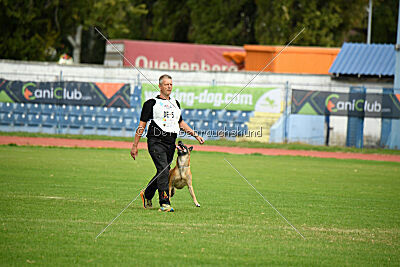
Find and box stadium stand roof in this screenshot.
[329,43,395,77]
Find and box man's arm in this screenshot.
[179,120,205,144]
[130,121,147,160]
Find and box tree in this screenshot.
[372,0,398,44]
[0,0,59,60]
[59,0,147,63]
[0,0,147,63]
[1,0,398,63]
[254,0,367,47]
[150,0,191,42]
[187,0,256,45]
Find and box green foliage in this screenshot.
[372,0,399,44]
[187,0,256,45]
[0,0,59,60]
[0,0,398,62]
[0,0,147,62]
[149,0,191,42]
[0,146,399,265]
[255,0,367,47]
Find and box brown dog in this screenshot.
[168,141,200,207]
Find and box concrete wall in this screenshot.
[0,60,394,147]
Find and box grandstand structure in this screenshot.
[0,92,252,140]
[1,59,397,147]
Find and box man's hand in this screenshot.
[195,135,205,144]
[130,144,138,160]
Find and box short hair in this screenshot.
[159,74,172,85]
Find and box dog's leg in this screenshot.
[168,171,174,201]
[187,176,200,207]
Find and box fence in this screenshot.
[0,60,398,148]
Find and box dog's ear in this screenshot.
[189,146,193,151]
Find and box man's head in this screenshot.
[158,74,172,98]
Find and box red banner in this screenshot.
[110,40,244,72]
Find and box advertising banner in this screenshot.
[108,40,243,72]
[142,83,282,112]
[0,78,131,107]
[291,89,400,118]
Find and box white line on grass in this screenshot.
[224,158,305,239]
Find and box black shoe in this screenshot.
[140,190,152,209]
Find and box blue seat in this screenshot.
[206,110,219,121]
[71,115,84,128]
[108,107,116,116]
[111,107,124,118]
[26,103,41,114]
[13,113,28,126]
[130,95,141,106]
[51,105,65,117]
[96,116,109,136]
[80,115,96,135]
[181,109,191,120]
[185,109,206,121]
[63,115,81,134]
[42,114,58,127]
[69,105,83,116]
[1,102,14,113]
[222,110,235,121]
[83,106,96,116]
[58,115,72,128]
[183,109,200,120]
[195,109,208,120]
[111,117,124,130]
[42,104,56,115]
[236,111,253,122]
[124,118,139,131]
[225,121,237,132]
[14,103,27,114]
[200,120,213,131]
[96,116,111,129]
[215,121,228,131]
[27,114,42,126]
[109,117,124,136]
[122,107,132,118]
[57,104,68,115]
[1,112,13,125]
[123,107,138,119]
[68,115,80,126]
[98,106,111,117]
[82,115,97,128]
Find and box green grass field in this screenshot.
[1,145,399,265]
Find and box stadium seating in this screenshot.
[42,104,56,115]
[1,112,13,126]
[24,103,38,114]
[0,100,252,139]
[27,114,42,127]
[1,103,15,113]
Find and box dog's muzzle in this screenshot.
[176,141,189,156]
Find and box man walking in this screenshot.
[130,74,204,212]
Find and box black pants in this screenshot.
[144,138,175,206]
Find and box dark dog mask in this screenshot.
[176,141,193,156]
